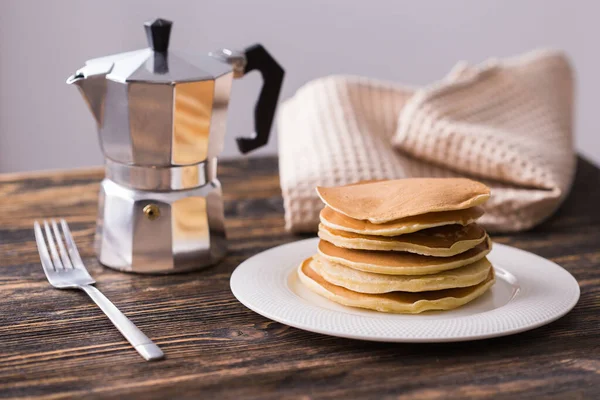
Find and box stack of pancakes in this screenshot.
[297,178,496,314]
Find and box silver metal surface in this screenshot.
[33,220,164,361]
[128,83,173,165]
[67,63,111,128]
[207,74,234,158]
[68,60,234,167]
[95,179,226,273]
[127,52,217,83]
[76,49,229,84]
[102,80,134,163]
[209,49,247,78]
[66,21,254,273]
[172,80,215,164]
[105,158,216,191]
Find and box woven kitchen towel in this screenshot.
[278,49,575,233]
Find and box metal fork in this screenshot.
[34,219,164,361]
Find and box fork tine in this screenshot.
[34,221,56,274]
[51,220,73,269]
[60,219,85,269]
[43,220,65,270]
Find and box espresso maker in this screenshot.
[67,18,284,273]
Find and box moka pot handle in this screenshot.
[236,44,285,154]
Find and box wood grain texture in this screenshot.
[0,156,598,400]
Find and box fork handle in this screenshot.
[80,285,164,361]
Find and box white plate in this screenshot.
[230,238,580,342]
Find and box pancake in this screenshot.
[298,257,496,314]
[318,237,492,275]
[316,178,490,224]
[318,223,487,256]
[312,255,492,293]
[320,206,484,236]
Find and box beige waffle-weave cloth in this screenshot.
[278,49,575,233]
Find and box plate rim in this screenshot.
[230,238,580,343]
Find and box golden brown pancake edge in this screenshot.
[318,223,487,256]
[312,255,493,293]
[298,256,496,314]
[317,236,492,275]
[320,206,485,236]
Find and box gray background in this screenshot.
[0,0,597,173]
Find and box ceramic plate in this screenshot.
[230,238,579,342]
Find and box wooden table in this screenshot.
[0,156,598,399]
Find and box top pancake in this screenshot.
[320,206,484,236]
[316,178,490,224]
